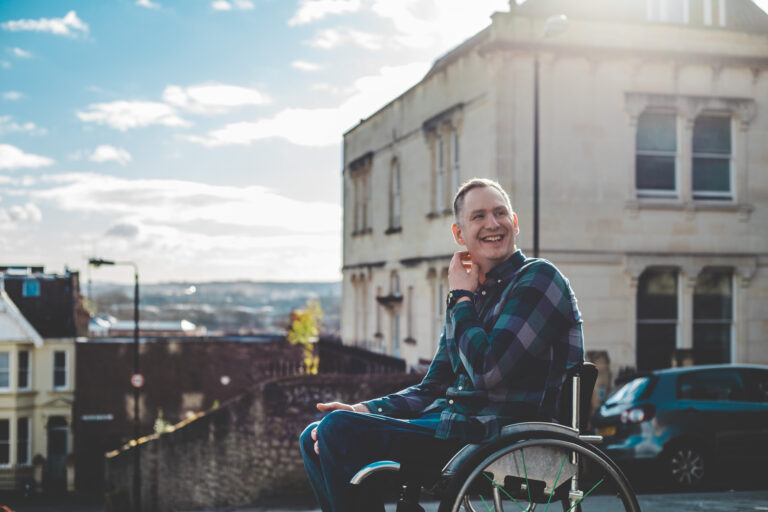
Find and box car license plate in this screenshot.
[597,425,616,436]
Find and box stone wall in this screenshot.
[105,372,421,512]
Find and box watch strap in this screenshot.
[447,289,474,308]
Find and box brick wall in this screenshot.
[105,372,421,512]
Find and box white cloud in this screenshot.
[162,83,271,114]
[0,116,46,136]
[291,60,323,72]
[136,0,161,9]
[288,0,361,26]
[77,100,190,131]
[89,145,132,166]
[0,144,55,170]
[0,61,10,69]
[183,61,429,147]
[211,1,232,10]
[32,173,340,235]
[309,28,383,50]
[370,0,508,49]
[1,10,89,37]
[211,0,254,11]
[9,47,33,59]
[0,202,42,227]
[2,91,24,100]
[311,82,353,95]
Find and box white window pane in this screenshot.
[693,116,731,154]
[693,158,730,196]
[637,112,676,151]
[636,155,676,191]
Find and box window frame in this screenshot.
[22,278,40,298]
[0,419,9,467]
[16,417,30,466]
[691,113,733,201]
[636,268,681,371]
[53,350,68,391]
[17,350,30,391]
[0,353,10,392]
[635,110,679,199]
[692,268,734,364]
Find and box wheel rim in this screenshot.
[670,447,705,486]
[449,438,640,512]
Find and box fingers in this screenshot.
[314,439,319,455]
[311,427,317,441]
[316,401,353,412]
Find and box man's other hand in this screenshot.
[449,250,479,292]
[312,402,369,454]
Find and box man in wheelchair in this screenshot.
[300,178,585,512]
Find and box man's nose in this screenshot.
[484,214,500,228]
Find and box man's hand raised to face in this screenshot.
[449,250,480,293]
[311,402,370,454]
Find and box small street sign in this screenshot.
[131,373,144,388]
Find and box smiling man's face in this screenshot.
[452,185,519,273]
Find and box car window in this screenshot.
[741,369,768,403]
[677,370,749,402]
[605,377,652,405]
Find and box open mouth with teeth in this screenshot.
[481,234,504,243]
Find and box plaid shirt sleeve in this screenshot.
[446,261,577,390]
[362,329,455,417]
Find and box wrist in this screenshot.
[351,403,369,413]
[447,289,474,309]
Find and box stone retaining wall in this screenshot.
[105,373,421,512]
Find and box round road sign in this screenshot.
[131,373,144,388]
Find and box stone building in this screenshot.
[340,0,768,379]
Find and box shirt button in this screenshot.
[448,399,454,405]
[481,290,487,296]
[498,279,502,283]
[458,386,463,390]
[378,408,383,413]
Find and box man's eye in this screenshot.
[473,214,483,220]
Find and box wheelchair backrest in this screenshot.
[557,361,598,432]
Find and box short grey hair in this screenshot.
[453,178,513,225]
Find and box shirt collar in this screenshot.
[484,250,527,283]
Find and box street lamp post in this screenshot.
[533,14,568,258]
[89,258,141,512]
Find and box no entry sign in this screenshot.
[131,373,144,388]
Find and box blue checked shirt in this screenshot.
[363,250,584,442]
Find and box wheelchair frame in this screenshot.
[350,362,642,512]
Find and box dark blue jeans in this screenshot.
[299,410,463,512]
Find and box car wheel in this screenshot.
[668,444,706,489]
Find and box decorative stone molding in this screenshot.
[623,253,758,288]
[624,92,756,128]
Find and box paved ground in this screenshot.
[4,489,768,511]
[234,491,768,511]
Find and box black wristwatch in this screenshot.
[447,289,474,309]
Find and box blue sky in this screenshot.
[0,0,511,283]
[2,1,767,284]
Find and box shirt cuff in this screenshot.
[361,398,396,415]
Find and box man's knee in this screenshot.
[316,409,358,440]
[299,421,320,452]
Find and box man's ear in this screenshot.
[512,213,520,236]
[452,223,465,246]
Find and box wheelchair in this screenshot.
[351,362,641,511]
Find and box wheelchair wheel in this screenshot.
[438,432,640,512]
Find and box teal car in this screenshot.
[592,364,768,489]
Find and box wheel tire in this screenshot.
[437,431,640,512]
[667,443,707,489]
